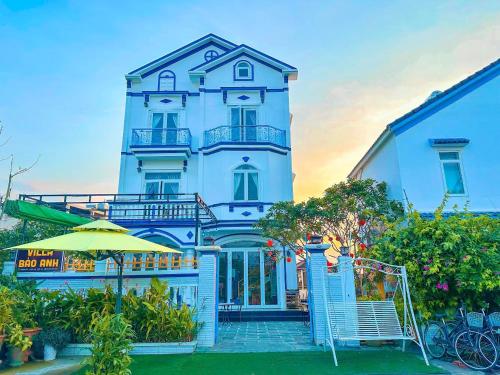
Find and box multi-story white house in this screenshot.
[349,58,500,217]
[114,34,298,309]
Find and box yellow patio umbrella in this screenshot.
[6,220,181,313]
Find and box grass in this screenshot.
[74,350,445,375]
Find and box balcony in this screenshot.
[130,128,192,160]
[203,125,287,154]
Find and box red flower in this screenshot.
[286,257,292,263]
[267,239,273,247]
[359,243,366,250]
[306,233,311,240]
[349,253,354,258]
[328,236,334,242]
[326,261,333,267]
[356,260,362,266]
[358,219,366,226]
[267,251,273,257]
[335,235,341,241]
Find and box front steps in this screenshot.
[218,309,308,322]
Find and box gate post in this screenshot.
[305,243,330,345]
[337,252,359,347]
[195,245,220,347]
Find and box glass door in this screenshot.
[230,107,257,142]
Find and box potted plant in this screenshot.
[0,287,14,346]
[6,323,32,367]
[38,327,71,361]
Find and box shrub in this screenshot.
[82,314,134,375]
[6,323,31,351]
[368,203,500,320]
[38,327,71,351]
[0,286,14,335]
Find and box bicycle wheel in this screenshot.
[424,322,447,358]
[454,330,498,371]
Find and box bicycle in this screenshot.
[424,307,498,371]
[453,308,498,371]
[480,308,500,369]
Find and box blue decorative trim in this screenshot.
[284,75,288,83]
[134,228,195,246]
[260,89,265,103]
[189,44,297,72]
[199,143,290,155]
[200,77,205,86]
[160,98,172,104]
[182,94,186,107]
[238,95,250,100]
[126,92,144,97]
[157,70,176,91]
[206,52,282,74]
[213,232,262,242]
[202,220,257,229]
[242,156,250,162]
[18,273,199,281]
[222,90,227,104]
[197,87,287,93]
[209,202,273,209]
[126,79,131,88]
[241,211,252,216]
[233,60,254,81]
[112,219,197,229]
[428,138,470,147]
[186,231,194,239]
[129,34,236,75]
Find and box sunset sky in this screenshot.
[0,0,499,202]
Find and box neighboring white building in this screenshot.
[349,59,500,217]
[115,34,299,309]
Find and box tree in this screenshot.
[367,202,500,320]
[255,179,403,259]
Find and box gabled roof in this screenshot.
[189,44,298,79]
[127,34,237,78]
[348,58,500,178]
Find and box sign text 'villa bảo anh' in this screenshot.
[15,250,64,272]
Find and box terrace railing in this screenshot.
[204,125,286,148]
[131,128,192,147]
[18,193,217,244]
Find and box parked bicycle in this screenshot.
[423,306,498,371]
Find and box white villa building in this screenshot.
[6,34,300,313]
[349,58,500,217]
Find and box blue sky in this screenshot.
[0,0,499,201]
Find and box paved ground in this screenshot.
[0,358,81,375]
[198,321,320,353]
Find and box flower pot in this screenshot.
[6,346,24,367]
[44,344,57,361]
[23,327,41,338]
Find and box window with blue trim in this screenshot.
[204,50,219,62]
[439,151,466,195]
[233,164,259,201]
[158,70,175,91]
[234,61,253,81]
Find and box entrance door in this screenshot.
[230,107,257,142]
[219,248,280,308]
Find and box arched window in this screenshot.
[158,70,175,91]
[233,164,259,201]
[234,60,253,81]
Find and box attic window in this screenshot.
[204,50,219,62]
[234,61,253,81]
[158,70,175,91]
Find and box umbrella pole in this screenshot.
[116,253,124,314]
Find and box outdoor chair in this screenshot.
[230,298,243,322]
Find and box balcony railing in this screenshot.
[19,193,217,228]
[203,125,286,148]
[131,128,192,147]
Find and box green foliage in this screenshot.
[368,203,500,320]
[37,327,71,351]
[6,323,32,351]
[0,286,14,334]
[256,179,403,257]
[82,314,134,375]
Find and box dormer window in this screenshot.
[234,61,253,81]
[158,70,175,91]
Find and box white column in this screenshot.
[195,245,220,347]
[305,243,330,345]
[338,255,359,347]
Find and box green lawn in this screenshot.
[74,350,445,375]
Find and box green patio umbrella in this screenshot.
[6,220,181,313]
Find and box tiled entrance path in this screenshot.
[199,321,321,353]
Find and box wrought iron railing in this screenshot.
[204,125,286,148]
[18,193,217,225]
[131,128,192,147]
